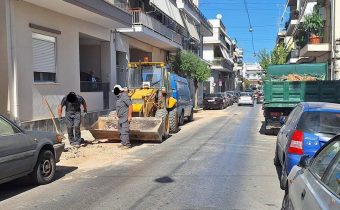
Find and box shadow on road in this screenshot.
[0,166,77,202]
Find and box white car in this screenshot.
[238,92,254,106]
[282,136,340,210]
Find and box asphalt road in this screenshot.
[0,105,284,210]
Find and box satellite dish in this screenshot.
[216,14,222,20]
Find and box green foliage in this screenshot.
[271,43,290,65]
[172,51,211,107]
[172,51,211,85]
[257,43,290,71]
[294,23,309,47]
[302,10,324,36]
[257,49,271,72]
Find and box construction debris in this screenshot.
[270,74,325,81]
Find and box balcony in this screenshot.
[103,0,129,11]
[26,0,132,27]
[287,0,297,6]
[300,43,331,57]
[177,0,213,36]
[211,58,234,72]
[117,9,183,49]
[285,18,298,36]
[286,49,300,63]
[131,9,182,45]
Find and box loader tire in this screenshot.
[169,108,179,133]
[156,109,170,141]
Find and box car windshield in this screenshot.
[240,92,251,97]
[206,94,222,98]
[297,112,340,135]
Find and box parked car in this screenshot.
[170,74,194,125]
[216,92,228,108]
[203,93,225,110]
[226,91,238,103]
[275,102,340,190]
[282,135,340,209]
[238,92,254,106]
[0,115,65,185]
[226,93,234,106]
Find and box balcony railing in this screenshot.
[211,58,234,70]
[80,81,110,93]
[182,0,213,29]
[131,9,183,45]
[286,49,300,63]
[104,0,129,11]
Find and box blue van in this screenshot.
[170,74,194,125]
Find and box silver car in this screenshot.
[282,136,340,209]
[0,115,65,185]
[238,92,254,106]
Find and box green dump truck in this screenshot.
[263,63,340,134]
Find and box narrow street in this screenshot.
[0,105,283,210]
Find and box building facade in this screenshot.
[0,0,132,128]
[279,0,340,79]
[242,63,263,89]
[0,0,212,129]
[203,15,235,93]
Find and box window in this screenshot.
[0,117,21,136]
[297,112,340,135]
[32,33,56,82]
[309,141,340,179]
[323,155,340,196]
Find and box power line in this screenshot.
[243,0,256,56]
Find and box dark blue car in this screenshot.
[274,102,340,190]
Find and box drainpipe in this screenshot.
[333,0,340,80]
[8,0,20,122]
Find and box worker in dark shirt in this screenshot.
[58,92,87,147]
[113,85,132,149]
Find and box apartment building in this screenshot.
[0,0,132,130]
[0,0,212,129]
[233,47,244,91]
[242,63,263,88]
[279,0,340,79]
[203,15,235,93]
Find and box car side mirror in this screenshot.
[298,155,310,169]
[279,116,286,125]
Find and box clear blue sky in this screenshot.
[199,0,287,63]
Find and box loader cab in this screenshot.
[127,62,169,90]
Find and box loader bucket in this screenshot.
[89,117,165,143]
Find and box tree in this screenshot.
[271,43,290,65]
[172,51,211,108]
[257,49,271,72]
[257,43,290,72]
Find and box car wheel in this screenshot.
[188,109,194,122]
[169,107,179,133]
[274,146,280,166]
[179,111,185,126]
[281,189,292,210]
[280,164,288,190]
[32,149,56,185]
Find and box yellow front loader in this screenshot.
[90,62,179,142]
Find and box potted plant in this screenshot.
[302,10,324,44]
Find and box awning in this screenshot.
[183,14,200,41]
[150,0,185,28]
[220,46,229,59]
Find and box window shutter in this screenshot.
[32,33,56,73]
